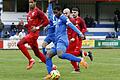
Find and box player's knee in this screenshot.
[17,39,25,47]
[42,43,45,48]
[42,41,48,48]
[57,54,63,58]
[17,41,21,47]
[57,51,63,58]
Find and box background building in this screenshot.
[0,0,120,25]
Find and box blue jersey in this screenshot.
[55,14,83,47]
[44,3,57,43]
[46,3,56,35]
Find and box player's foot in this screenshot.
[52,64,57,70]
[71,69,80,73]
[88,51,93,61]
[53,75,60,80]
[38,59,42,63]
[43,74,51,80]
[80,58,88,69]
[27,58,35,70]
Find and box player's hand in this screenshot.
[31,25,43,32]
[31,26,37,32]
[70,38,75,42]
[78,34,85,40]
[82,36,86,40]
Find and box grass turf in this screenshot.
[0,49,120,80]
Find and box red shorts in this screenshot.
[66,38,82,56]
[24,33,39,47]
[74,38,82,51]
[66,41,76,53]
[66,38,78,53]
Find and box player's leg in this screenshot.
[30,40,46,63]
[42,41,48,55]
[17,37,32,60]
[17,37,35,69]
[71,61,80,73]
[43,47,57,80]
[66,42,80,72]
[75,39,94,61]
[80,50,93,61]
[42,35,54,56]
[56,42,88,69]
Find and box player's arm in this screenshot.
[67,21,84,39]
[32,10,49,32]
[80,18,87,34]
[48,3,54,21]
[69,18,78,42]
[39,10,49,27]
[63,16,84,39]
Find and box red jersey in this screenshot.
[67,18,77,40]
[25,7,49,37]
[75,16,87,34]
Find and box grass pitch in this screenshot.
[0,49,120,80]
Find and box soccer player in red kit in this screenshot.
[63,8,93,72]
[71,7,93,72]
[72,7,93,59]
[63,8,80,72]
[17,0,49,70]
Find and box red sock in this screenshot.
[71,61,79,71]
[80,50,88,57]
[17,44,32,61]
[83,51,88,56]
[71,51,80,56]
[32,47,46,63]
[38,52,46,63]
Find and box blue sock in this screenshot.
[46,57,53,74]
[42,47,47,55]
[61,53,81,62]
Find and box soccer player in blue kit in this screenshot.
[43,0,88,80]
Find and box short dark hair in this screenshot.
[72,7,79,11]
[54,5,62,11]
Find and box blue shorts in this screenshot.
[51,42,67,54]
[51,47,57,55]
[44,34,55,44]
[56,42,67,53]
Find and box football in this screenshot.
[50,70,60,80]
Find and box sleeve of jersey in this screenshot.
[70,18,78,38]
[66,18,83,37]
[39,10,49,27]
[81,18,87,34]
[48,3,54,21]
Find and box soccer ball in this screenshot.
[50,70,60,80]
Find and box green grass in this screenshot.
[0,49,120,80]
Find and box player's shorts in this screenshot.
[74,38,82,51]
[24,34,38,47]
[44,34,55,44]
[66,42,76,53]
[51,47,57,55]
[51,42,67,55]
[56,42,67,53]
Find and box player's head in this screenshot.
[29,0,36,10]
[54,5,62,18]
[72,7,79,18]
[63,8,71,17]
